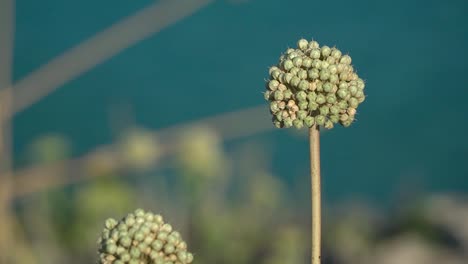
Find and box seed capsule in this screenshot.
[304,116,315,127]
[315,115,326,126]
[298,80,309,90]
[308,69,319,80]
[293,57,303,67]
[324,120,334,129]
[321,46,331,57]
[308,40,319,49]
[283,59,294,70]
[310,49,321,59]
[320,69,330,81]
[290,76,300,87]
[298,101,308,110]
[348,97,359,108]
[315,94,326,105]
[268,80,280,91]
[319,106,330,115]
[302,57,312,68]
[340,55,352,65]
[274,91,284,101]
[298,69,308,80]
[293,119,304,129]
[297,39,309,50]
[331,48,342,59]
[296,91,307,101]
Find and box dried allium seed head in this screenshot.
[264,38,366,129]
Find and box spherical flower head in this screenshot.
[97,208,193,264]
[264,38,366,129]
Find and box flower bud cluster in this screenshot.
[264,38,366,129]
[97,209,193,264]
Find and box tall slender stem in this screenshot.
[309,125,321,264]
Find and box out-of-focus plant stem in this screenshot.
[309,125,321,264]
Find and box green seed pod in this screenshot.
[298,101,308,110]
[307,91,317,101]
[311,59,321,69]
[297,39,309,50]
[355,90,364,98]
[120,236,132,248]
[106,243,117,254]
[134,209,145,218]
[157,232,168,241]
[337,100,348,110]
[290,76,300,87]
[337,88,349,99]
[105,218,118,230]
[283,59,294,71]
[348,85,358,96]
[331,48,342,59]
[326,94,337,104]
[268,80,279,91]
[339,72,349,81]
[130,247,141,258]
[357,78,365,89]
[114,260,124,264]
[340,55,352,65]
[293,119,304,129]
[293,57,303,67]
[290,67,300,76]
[308,69,319,80]
[308,40,320,49]
[348,97,359,108]
[278,83,287,91]
[319,69,330,81]
[340,113,349,122]
[120,253,131,262]
[340,119,352,127]
[129,259,139,264]
[298,80,309,90]
[310,49,321,59]
[271,69,282,80]
[133,232,145,242]
[323,82,333,93]
[321,46,331,57]
[164,244,175,254]
[328,65,338,74]
[297,69,308,80]
[275,112,283,122]
[358,96,365,103]
[304,116,315,127]
[329,114,340,123]
[321,61,330,70]
[329,74,339,84]
[326,56,336,65]
[297,110,308,120]
[296,91,307,101]
[302,57,313,68]
[269,66,280,75]
[319,106,330,115]
[177,251,188,262]
[315,115,326,126]
[338,82,349,90]
[308,101,319,111]
[330,105,340,115]
[274,90,284,101]
[315,94,326,105]
[283,89,293,99]
[324,120,334,129]
[283,117,293,128]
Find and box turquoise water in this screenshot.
[12,0,468,203]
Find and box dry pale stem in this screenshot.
[309,125,321,264]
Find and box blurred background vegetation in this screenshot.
[1,0,467,263]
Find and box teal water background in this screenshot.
[12,0,468,205]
